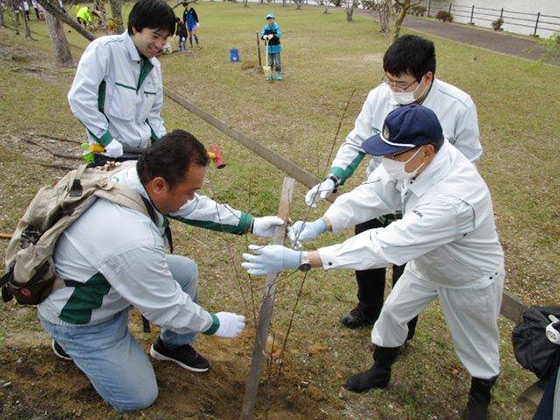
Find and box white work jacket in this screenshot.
[38,164,253,331]
[67,32,166,149]
[319,141,503,289]
[329,79,482,185]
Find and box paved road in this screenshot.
[403,16,559,67]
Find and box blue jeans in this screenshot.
[39,255,199,411]
[268,52,282,73]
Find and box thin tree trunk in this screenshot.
[345,0,354,21]
[22,6,34,38]
[45,11,73,66]
[12,9,19,35]
[392,0,418,40]
[0,2,5,27]
[108,0,124,34]
[36,0,95,41]
[323,0,329,13]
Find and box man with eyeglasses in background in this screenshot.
[305,34,482,337]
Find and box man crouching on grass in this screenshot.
[39,130,285,411]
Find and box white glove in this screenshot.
[102,139,123,158]
[213,312,246,338]
[252,216,285,237]
[196,22,200,29]
[242,244,301,276]
[305,178,335,207]
[287,218,327,249]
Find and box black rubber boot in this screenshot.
[345,346,401,393]
[462,376,498,420]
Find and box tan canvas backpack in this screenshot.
[1,161,156,305]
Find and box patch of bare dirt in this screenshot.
[0,316,338,420]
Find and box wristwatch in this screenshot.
[298,252,312,272]
[326,174,340,193]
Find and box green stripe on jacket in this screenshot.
[59,273,111,325]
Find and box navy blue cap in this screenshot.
[362,105,443,156]
[266,14,275,19]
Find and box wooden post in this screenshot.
[240,177,295,420]
[256,32,262,68]
[533,12,540,36]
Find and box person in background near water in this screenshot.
[68,0,174,166]
[183,2,199,48]
[304,35,481,338]
[175,17,188,53]
[243,105,503,420]
[260,13,282,81]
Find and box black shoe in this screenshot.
[51,339,72,361]
[345,363,391,392]
[340,304,376,329]
[462,376,498,420]
[149,338,209,373]
[345,346,400,393]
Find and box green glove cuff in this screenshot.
[203,313,220,336]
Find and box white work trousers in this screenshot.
[371,262,504,379]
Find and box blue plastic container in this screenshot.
[229,48,240,63]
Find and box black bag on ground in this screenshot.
[512,305,560,380]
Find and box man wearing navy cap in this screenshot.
[242,105,504,419]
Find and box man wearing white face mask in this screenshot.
[305,34,482,333]
[243,105,503,420]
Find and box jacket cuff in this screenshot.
[203,313,220,335]
[97,130,113,147]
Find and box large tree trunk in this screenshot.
[36,0,95,41]
[45,11,73,66]
[108,0,124,34]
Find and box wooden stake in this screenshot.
[240,177,295,420]
[256,32,262,68]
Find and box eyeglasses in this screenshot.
[381,75,418,93]
[387,146,420,161]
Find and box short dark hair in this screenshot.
[137,130,209,188]
[383,35,436,82]
[128,0,176,36]
[431,136,445,153]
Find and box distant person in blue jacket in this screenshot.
[183,2,199,48]
[261,14,282,81]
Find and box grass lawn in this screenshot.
[0,2,558,419]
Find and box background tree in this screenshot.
[45,10,73,66]
[108,0,123,34]
[345,0,355,21]
[392,0,417,39]
[0,0,5,27]
[37,0,95,41]
[293,0,304,10]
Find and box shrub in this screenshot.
[436,10,453,23]
[491,17,504,31]
[409,5,427,17]
[331,0,342,6]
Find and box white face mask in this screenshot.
[390,77,428,105]
[382,146,425,181]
